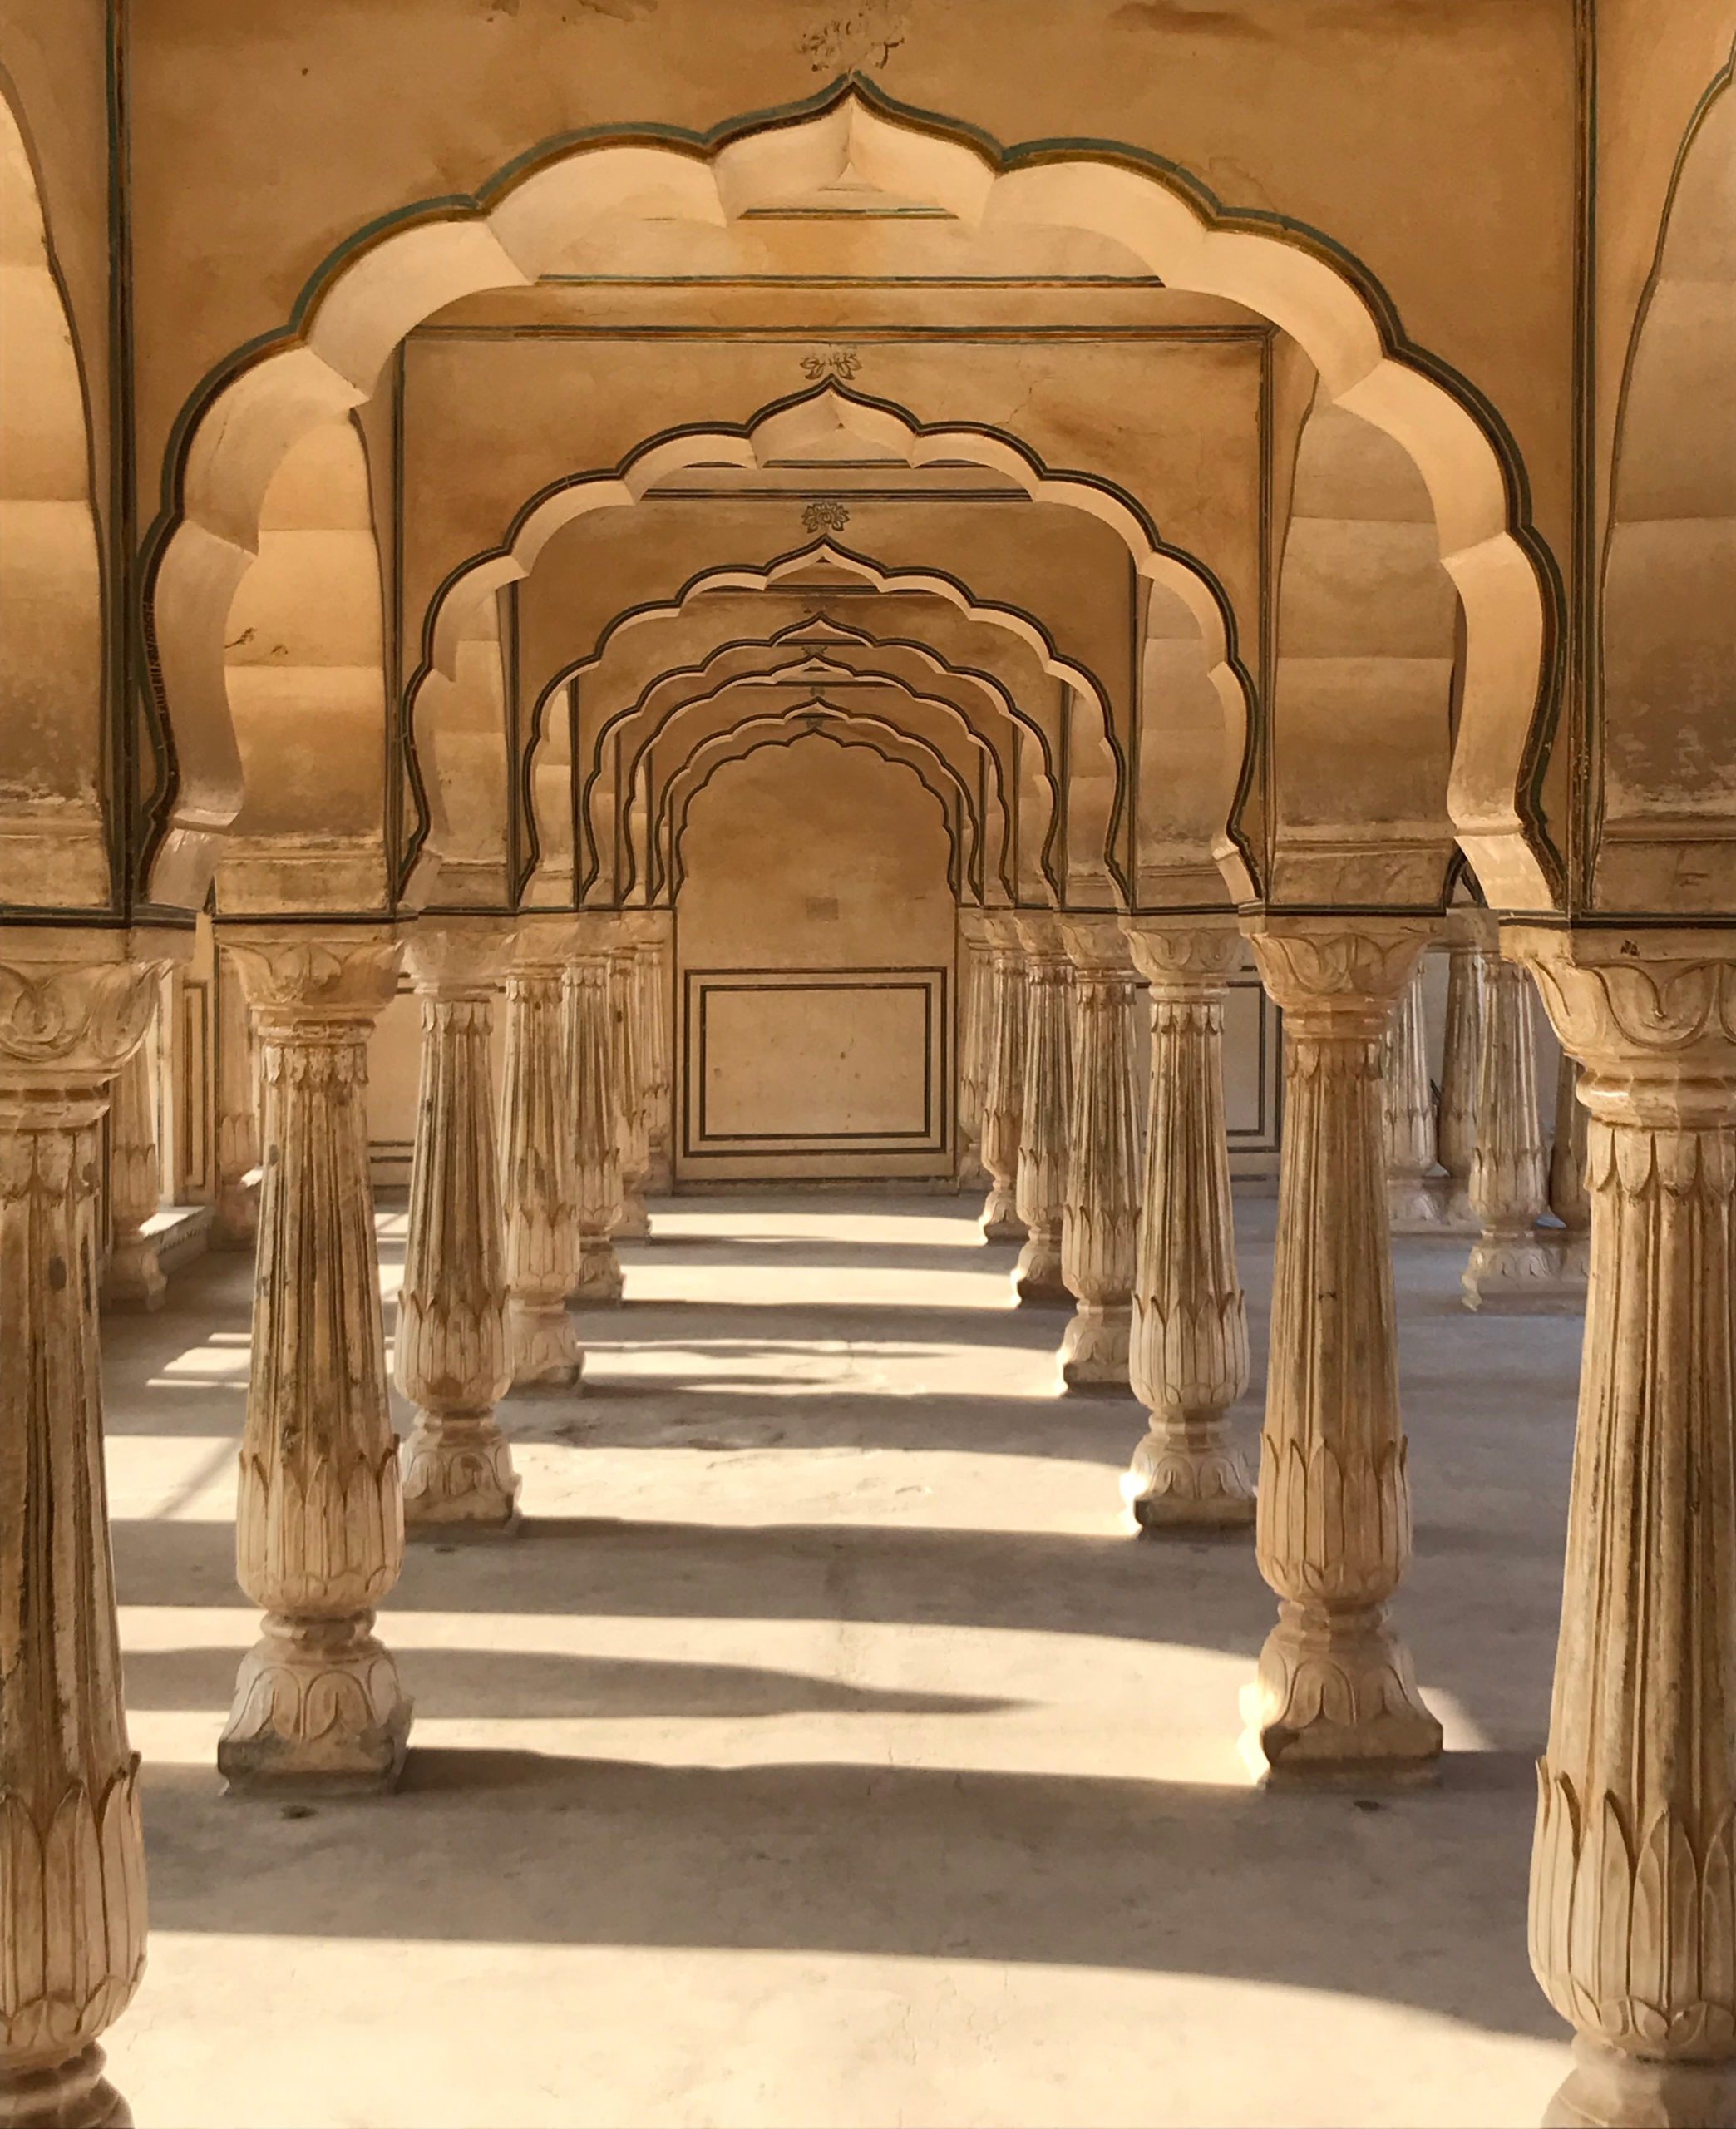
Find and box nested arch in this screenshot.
[140,84,1555,913]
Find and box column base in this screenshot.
[1122,1423,1255,1530]
[507,1297,584,1387]
[1013,1232,1071,1307]
[614,1190,651,1242]
[1058,1303,1135,1391]
[1426,1177,1482,1233]
[958,1147,989,1191]
[210,1178,260,1251]
[219,1612,412,1795]
[1240,1602,1442,1786]
[402,1414,522,1531]
[570,1240,624,1306]
[1388,1176,1449,1235]
[644,1153,673,1194]
[979,1185,1025,1245]
[1462,1230,1586,1313]
[0,2047,131,2129]
[1545,2038,1736,2129]
[101,1237,165,1312]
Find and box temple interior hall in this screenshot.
[1,6,1734,2127]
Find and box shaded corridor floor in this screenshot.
[99,1190,1581,2128]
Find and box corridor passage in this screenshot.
[100,1192,1580,2129]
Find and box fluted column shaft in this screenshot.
[1,944,164,2129]
[499,924,583,1388]
[1437,924,1488,1229]
[101,1004,164,1311]
[609,945,650,1242]
[976,914,1027,1244]
[395,925,517,1532]
[1013,914,1073,1306]
[215,933,410,1795]
[1464,940,1578,1311]
[1551,1050,1592,1282]
[1122,921,1254,1529]
[1057,918,1140,1389]
[1514,928,1736,2129]
[1383,963,1444,1232]
[1242,917,1443,1786]
[566,927,624,1306]
[632,925,672,1195]
[211,943,259,1250]
[956,915,991,1193]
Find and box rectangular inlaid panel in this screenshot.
[683,967,949,1160]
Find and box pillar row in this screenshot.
[1122,919,1255,1529]
[1057,916,1141,1391]
[956,911,991,1193]
[1434,912,1488,1232]
[1242,916,1443,1786]
[566,923,624,1306]
[610,931,650,1243]
[217,930,412,1796]
[1514,926,1736,2129]
[1,939,164,2129]
[500,923,583,1388]
[629,915,673,1197]
[1012,912,1073,1307]
[1382,962,1445,1233]
[976,913,1027,1245]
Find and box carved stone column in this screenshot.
[629,916,672,1196]
[1512,927,1736,2129]
[0,938,165,2129]
[956,911,991,1193]
[1057,917,1140,1389]
[210,942,259,1250]
[565,921,624,1306]
[1382,962,1445,1232]
[394,922,518,1534]
[1240,916,1443,1785]
[976,913,1027,1244]
[1463,928,1580,1312]
[1013,912,1073,1306]
[499,921,582,1388]
[1549,1050,1592,1283]
[1434,915,1488,1231]
[101,999,165,1311]
[215,931,411,1794]
[609,941,650,1242]
[1122,919,1255,1529]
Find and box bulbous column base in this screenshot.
[218,1611,411,1795]
[0,2047,131,2129]
[402,1413,521,1533]
[1543,2039,1736,2129]
[1462,1227,1586,1313]
[1427,1177,1482,1233]
[570,1239,624,1306]
[1122,1420,1255,1531]
[1058,1302,1135,1391]
[1013,1228,1070,1307]
[614,1189,651,1242]
[507,1297,584,1387]
[1388,1178,1448,1233]
[1240,1599,1443,1786]
[979,1185,1025,1244]
[101,1236,165,1311]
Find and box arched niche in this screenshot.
[0,82,106,913]
[1597,71,1736,914]
[213,417,389,915]
[139,88,1553,915]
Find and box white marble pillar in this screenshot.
[1383,963,1445,1232]
[1241,917,1443,1785]
[1513,928,1736,2129]
[1122,919,1255,1529]
[216,931,412,1795]
[1549,1050,1592,1283]
[499,921,583,1388]
[101,997,165,1310]
[0,940,163,2129]
[1057,916,1140,1390]
[976,913,1027,1244]
[1013,912,1073,1306]
[211,941,259,1250]
[565,922,624,1305]
[395,923,518,1533]
[630,916,673,1196]
[609,940,651,1242]
[1434,916,1488,1231]
[956,911,991,1193]
[1463,932,1580,1312]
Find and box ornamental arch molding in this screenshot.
[139,86,1556,915]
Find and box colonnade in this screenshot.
[3,909,1735,2127]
